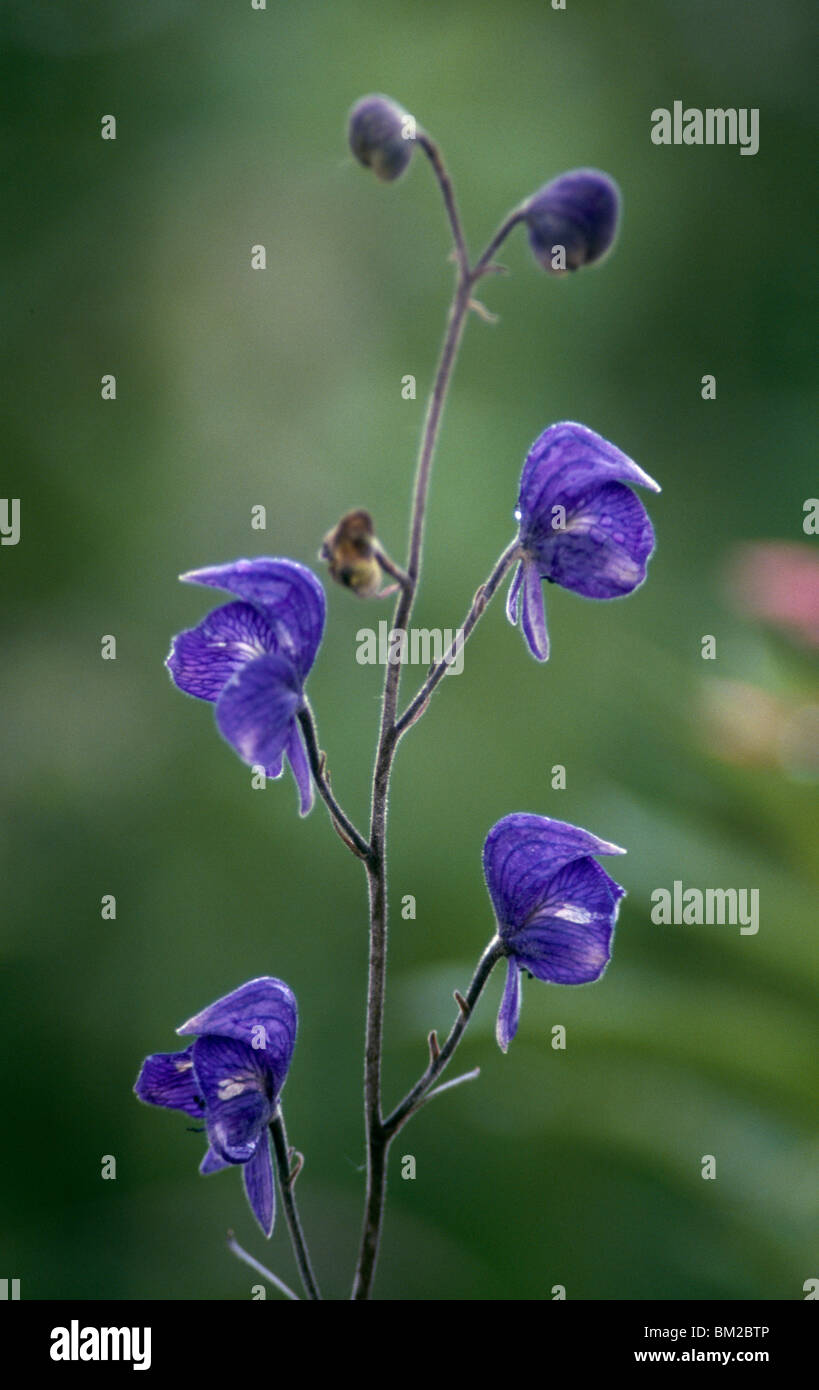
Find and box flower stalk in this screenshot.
[350,137,525,1302]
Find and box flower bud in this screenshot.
[348,94,415,182]
[524,169,620,274]
[320,510,383,597]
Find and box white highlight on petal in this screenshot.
[549,902,597,925]
[560,512,643,584]
[211,638,265,659]
[601,552,642,584]
[217,1073,257,1101]
[174,1059,194,1072]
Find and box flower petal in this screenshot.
[215,653,302,774]
[530,481,656,599]
[199,1146,230,1175]
[507,857,624,984]
[133,1047,204,1118]
[483,813,626,931]
[496,959,522,1053]
[242,1129,275,1238]
[181,558,326,680]
[166,601,278,702]
[506,562,523,626]
[285,724,314,817]
[266,748,285,780]
[178,977,298,1097]
[520,560,550,661]
[191,1035,273,1163]
[518,424,660,532]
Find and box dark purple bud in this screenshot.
[524,169,620,274]
[348,94,415,182]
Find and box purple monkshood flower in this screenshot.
[483,814,626,1051]
[134,978,297,1237]
[506,422,661,661]
[166,558,326,814]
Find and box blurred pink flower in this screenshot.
[726,542,819,648]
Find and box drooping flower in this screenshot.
[506,422,661,661]
[524,169,620,273]
[483,814,626,1051]
[134,977,297,1237]
[348,94,415,182]
[166,558,325,814]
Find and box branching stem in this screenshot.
[350,136,524,1300]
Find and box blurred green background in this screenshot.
[2,0,817,1301]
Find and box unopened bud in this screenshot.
[348,94,415,182]
[525,169,620,274]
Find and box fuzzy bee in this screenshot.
[320,509,383,597]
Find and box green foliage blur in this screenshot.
[2,0,816,1300]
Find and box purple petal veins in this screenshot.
[191,1034,273,1163]
[496,960,522,1053]
[507,422,660,659]
[180,558,325,681]
[167,557,326,810]
[242,1131,276,1238]
[520,559,549,662]
[483,814,626,1050]
[215,652,303,774]
[133,1046,203,1118]
[167,601,278,702]
[135,977,297,1237]
[285,724,314,817]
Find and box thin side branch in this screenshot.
[425,1067,481,1102]
[383,936,504,1138]
[373,545,412,593]
[226,1231,300,1301]
[394,539,520,739]
[298,703,372,861]
[472,205,527,280]
[270,1111,322,1301]
[418,132,470,279]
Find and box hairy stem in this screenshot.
[351,148,526,1300]
[383,936,504,1136]
[418,132,469,279]
[352,237,471,1305]
[298,703,372,860]
[473,205,527,278]
[394,539,521,739]
[270,1111,321,1301]
[406,277,473,587]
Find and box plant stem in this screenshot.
[383,937,504,1137]
[418,132,469,279]
[226,1232,300,1301]
[352,274,472,1300]
[473,205,527,278]
[298,703,372,860]
[350,145,525,1301]
[406,276,473,586]
[394,539,521,739]
[269,1111,322,1300]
